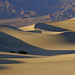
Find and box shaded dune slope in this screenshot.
[35,23,69,32]
[61,32,75,43]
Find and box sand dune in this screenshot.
[0,18,75,75]
[0,26,75,52]
[46,18,75,31]
[0,24,75,53]
[19,18,75,34]
[19,24,66,34]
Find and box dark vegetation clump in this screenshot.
[19,51,27,54]
[10,51,16,53]
[10,50,27,54]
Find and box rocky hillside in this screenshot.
[0,0,75,21]
[0,0,37,19]
[51,0,75,21]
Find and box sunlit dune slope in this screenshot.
[19,24,35,31]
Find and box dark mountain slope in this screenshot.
[0,0,75,21]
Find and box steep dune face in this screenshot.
[35,23,69,31]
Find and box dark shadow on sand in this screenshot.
[0,54,36,58]
[61,32,75,43]
[0,59,24,64]
[27,30,42,33]
[35,23,69,32]
[0,66,9,70]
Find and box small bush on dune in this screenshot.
[10,50,27,54]
[10,51,16,53]
[19,51,27,54]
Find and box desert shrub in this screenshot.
[10,51,16,53]
[19,51,27,54]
